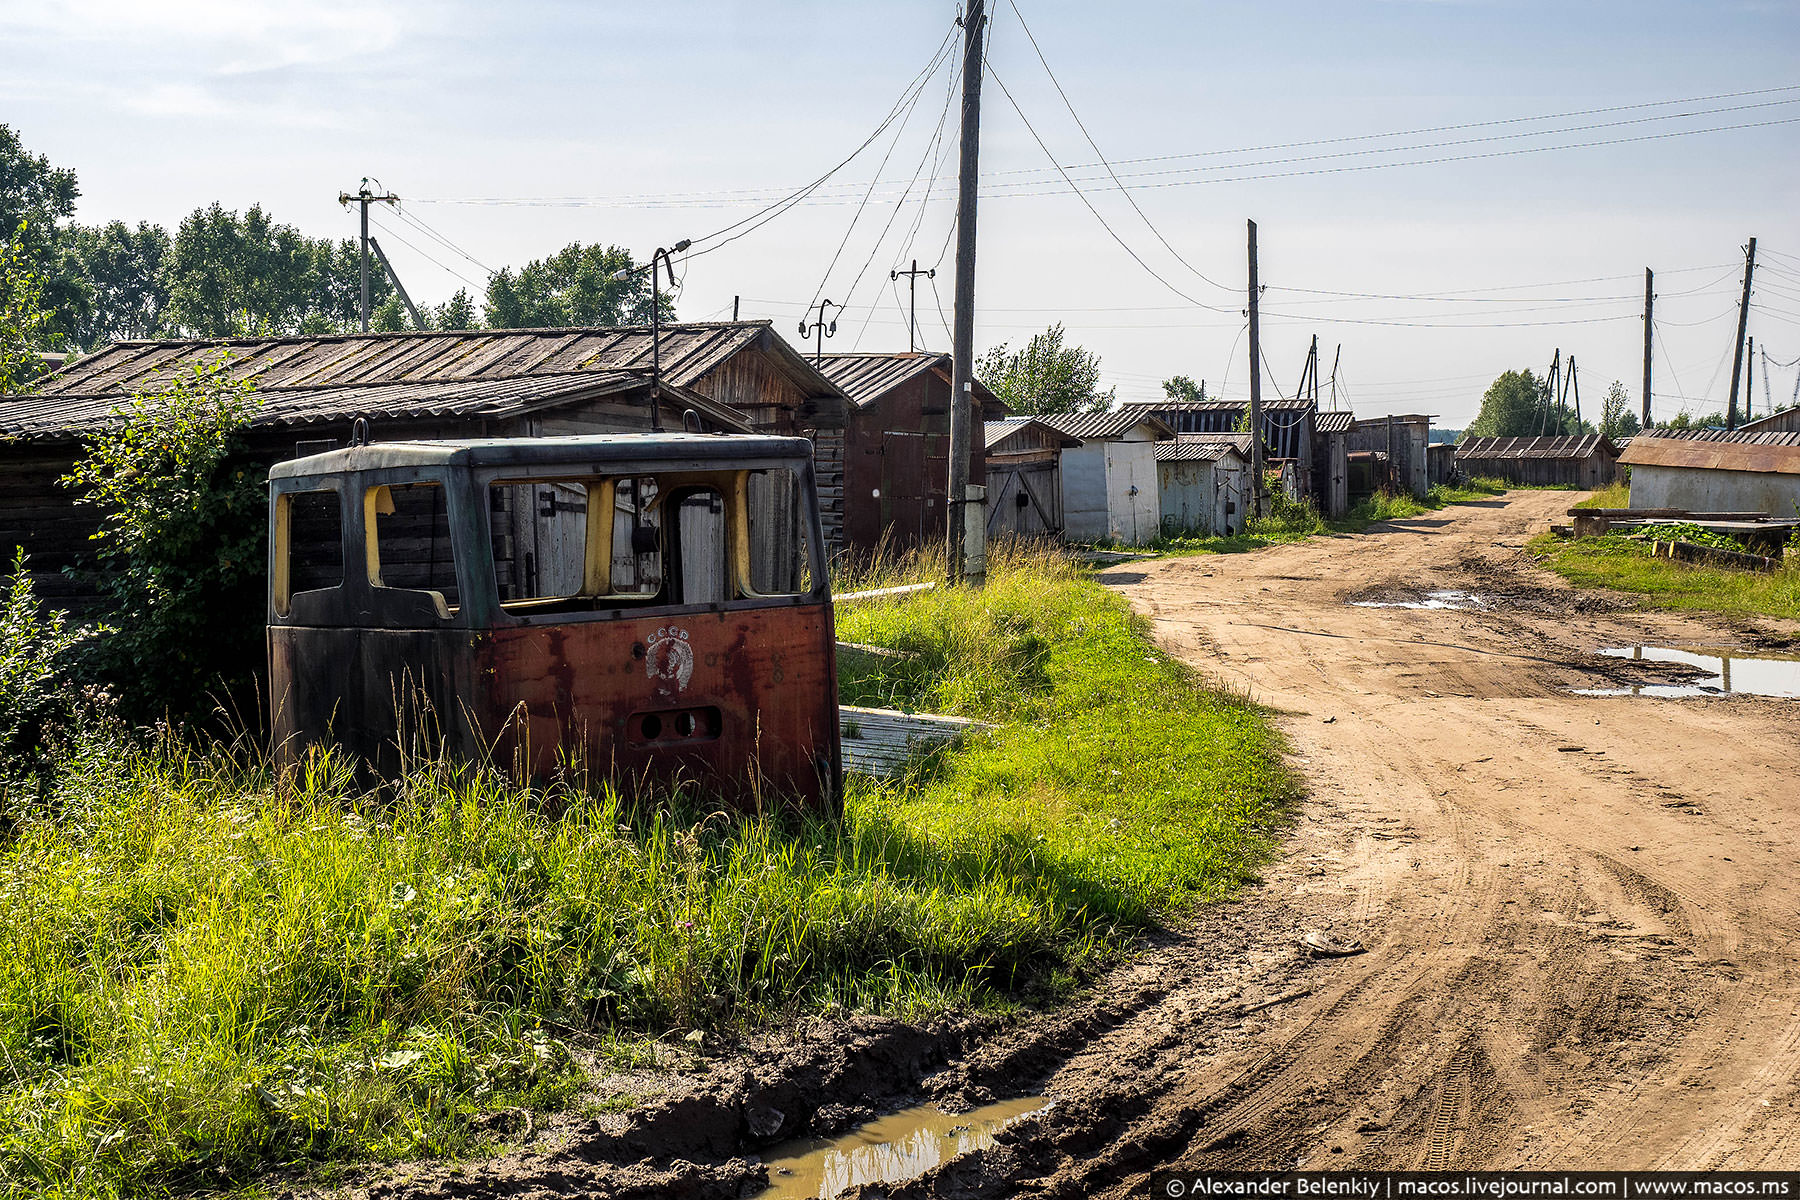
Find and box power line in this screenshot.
[1004,0,1233,293]
[391,206,495,277]
[984,60,1237,313]
[368,214,486,291]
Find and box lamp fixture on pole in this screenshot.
[800,299,840,364]
[613,239,690,432]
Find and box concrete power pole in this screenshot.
[1642,268,1654,430]
[1727,236,1756,431]
[1247,219,1265,519]
[946,0,986,581]
[338,182,401,332]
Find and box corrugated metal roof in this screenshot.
[1620,435,1800,477]
[1644,427,1800,448]
[1155,433,1251,463]
[984,417,1080,453]
[1124,397,1314,414]
[1455,435,1618,460]
[0,371,753,440]
[1313,410,1356,434]
[814,352,940,406]
[1039,409,1175,441]
[0,323,830,440]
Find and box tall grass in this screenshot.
[1532,532,1800,621]
[0,544,1292,1198]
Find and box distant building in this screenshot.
[1454,435,1620,490]
[1153,433,1252,537]
[1038,410,1174,545]
[1347,415,1432,500]
[1621,436,1800,516]
[814,351,1006,555]
[0,323,846,608]
[982,418,1081,539]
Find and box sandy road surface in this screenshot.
[346,493,1800,1200]
[958,490,1800,1193]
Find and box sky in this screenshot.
[3,0,1798,427]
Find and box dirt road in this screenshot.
[352,493,1800,1200]
[949,490,1800,1193]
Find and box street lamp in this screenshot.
[800,299,840,364]
[613,238,691,432]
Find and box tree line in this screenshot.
[0,124,668,378]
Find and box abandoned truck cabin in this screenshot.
[269,433,840,808]
[1154,433,1252,537]
[1453,434,1620,489]
[0,323,851,610]
[983,417,1081,539]
[813,351,1007,554]
[1039,409,1174,546]
[1619,435,1800,517]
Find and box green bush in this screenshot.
[0,548,91,796]
[62,354,266,722]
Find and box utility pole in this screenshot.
[1247,219,1264,519]
[1746,336,1754,423]
[1642,268,1654,430]
[1308,334,1320,407]
[1569,355,1581,430]
[732,295,740,322]
[799,299,840,364]
[891,259,936,353]
[946,0,986,581]
[1727,236,1756,431]
[338,180,400,332]
[1763,344,1774,416]
[367,239,425,330]
[1329,343,1342,410]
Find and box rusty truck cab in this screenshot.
[267,433,840,808]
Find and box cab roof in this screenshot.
[269,433,816,479]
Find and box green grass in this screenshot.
[0,547,1292,1199]
[1571,482,1631,510]
[1146,479,1508,558]
[1531,532,1800,621]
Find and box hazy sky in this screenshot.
[5,0,1798,426]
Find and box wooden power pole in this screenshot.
[1247,219,1264,519]
[946,0,986,581]
[1642,268,1654,430]
[338,182,400,332]
[1727,236,1756,431]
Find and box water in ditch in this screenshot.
[1571,645,1800,699]
[756,1096,1052,1199]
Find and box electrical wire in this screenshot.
[985,61,1237,313]
[392,206,495,276]
[368,214,487,291]
[1005,0,1232,293]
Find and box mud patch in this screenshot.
[1572,645,1800,699]
[1351,589,1488,612]
[757,1097,1050,1199]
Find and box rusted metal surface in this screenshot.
[267,432,840,810]
[1619,435,1800,477]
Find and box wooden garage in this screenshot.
[983,418,1080,540]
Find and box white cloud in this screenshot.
[3,0,406,73]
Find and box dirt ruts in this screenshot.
[327,492,1800,1199]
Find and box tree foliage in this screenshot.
[59,220,169,346]
[62,355,266,719]
[0,548,92,788]
[1599,380,1640,440]
[485,243,668,329]
[1464,369,1592,439]
[161,203,385,338]
[976,323,1115,416]
[1,223,58,394]
[1162,375,1206,403]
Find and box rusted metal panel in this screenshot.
[1619,435,1800,477]
[266,433,841,811]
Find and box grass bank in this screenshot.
[0,548,1292,1199]
[1531,532,1800,622]
[1146,476,1509,557]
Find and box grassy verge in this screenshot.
[1530,532,1800,621]
[1145,476,1509,557]
[1571,482,1630,510]
[0,548,1292,1199]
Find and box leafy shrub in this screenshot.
[62,354,265,722]
[0,549,91,806]
[1251,491,1325,537]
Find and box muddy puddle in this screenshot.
[757,1096,1050,1199]
[1573,645,1800,699]
[1351,589,1487,611]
